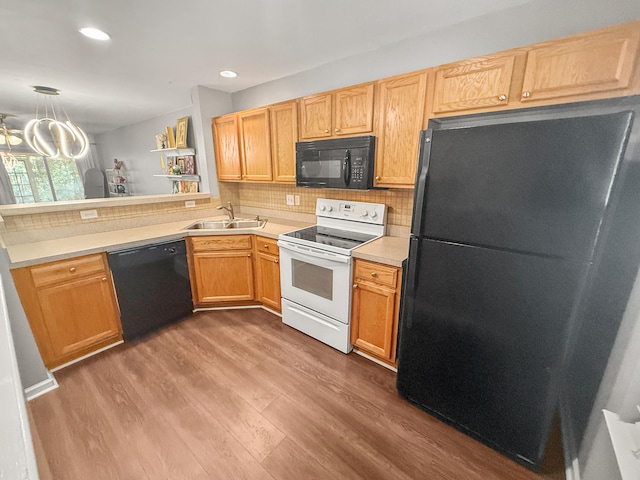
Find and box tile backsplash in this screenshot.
[220,183,415,227]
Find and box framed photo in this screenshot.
[184,155,195,174]
[175,116,189,148]
[176,157,186,174]
[165,126,176,148]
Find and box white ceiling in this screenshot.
[0,0,533,135]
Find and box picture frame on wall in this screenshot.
[176,157,186,174]
[175,116,189,148]
[184,155,195,174]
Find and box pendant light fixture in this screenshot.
[24,86,89,159]
[0,114,21,169]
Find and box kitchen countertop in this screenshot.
[6,215,410,269]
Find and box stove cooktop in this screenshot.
[282,225,378,251]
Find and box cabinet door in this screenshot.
[520,26,640,104]
[36,273,121,362]
[432,54,516,114]
[334,83,375,136]
[212,114,242,181]
[374,71,428,187]
[299,93,333,139]
[270,101,298,183]
[192,251,255,303]
[239,108,273,181]
[350,280,397,360]
[255,251,281,312]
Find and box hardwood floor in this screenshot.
[28,309,565,479]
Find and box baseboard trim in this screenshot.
[260,305,282,317]
[353,349,398,372]
[559,394,582,480]
[25,370,58,401]
[50,340,124,373]
[194,305,262,312]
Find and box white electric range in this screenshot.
[278,198,387,353]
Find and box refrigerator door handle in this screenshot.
[411,129,433,236]
[402,237,420,329]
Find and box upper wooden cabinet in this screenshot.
[431,53,519,115]
[299,83,375,140]
[12,253,122,369]
[374,71,428,187]
[239,108,272,181]
[212,114,242,181]
[519,24,640,104]
[269,100,298,183]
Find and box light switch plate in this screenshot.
[286,194,294,206]
[185,200,196,208]
[80,209,99,220]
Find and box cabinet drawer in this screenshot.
[354,260,398,288]
[30,254,106,288]
[190,235,253,252]
[256,236,279,255]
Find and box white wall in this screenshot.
[231,0,640,111]
[95,106,195,196]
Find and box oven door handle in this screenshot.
[277,241,352,264]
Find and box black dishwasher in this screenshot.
[108,239,192,340]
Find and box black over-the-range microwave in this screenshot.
[295,135,376,189]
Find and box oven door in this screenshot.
[278,240,352,323]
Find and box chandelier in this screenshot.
[0,114,21,169]
[24,86,89,159]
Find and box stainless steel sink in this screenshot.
[184,218,267,230]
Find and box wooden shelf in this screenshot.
[153,174,200,181]
[150,148,195,156]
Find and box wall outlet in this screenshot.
[185,200,196,208]
[286,194,294,206]
[295,195,300,206]
[80,209,99,220]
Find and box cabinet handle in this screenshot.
[69,267,76,272]
[102,277,107,281]
[498,94,507,101]
[353,284,358,289]
[522,91,531,98]
[335,128,340,132]
[375,176,381,181]
[371,272,377,277]
[324,129,329,133]
[274,259,279,264]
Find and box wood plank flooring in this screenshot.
[28,309,565,479]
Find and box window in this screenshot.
[6,154,84,203]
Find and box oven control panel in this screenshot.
[316,198,386,225]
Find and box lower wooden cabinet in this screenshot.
[188,235,256,306]
[12,253,122,369]
[255,236,281,312]
[350,259,402,363]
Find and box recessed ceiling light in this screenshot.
[79,27,110,41]
[220,70,238,78]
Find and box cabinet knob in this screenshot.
[498,94,507,101]
[324,129,329,133]
[247,253,251,257]
[375,176,381,181]
[274,259,279,264]
[353,284,358,289]
[264,244,269,249]
[335,128,340,132]
[522,91,531,98]
[69,267,76,273]
[102,277,107,281]
[371,272,377,277]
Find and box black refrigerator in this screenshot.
[396,102,636,470]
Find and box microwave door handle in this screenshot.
[343,149,351,186]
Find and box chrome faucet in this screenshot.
[216,201,234,220]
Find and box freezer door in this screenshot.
[412,111,633,261]
[396,238,588,468]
